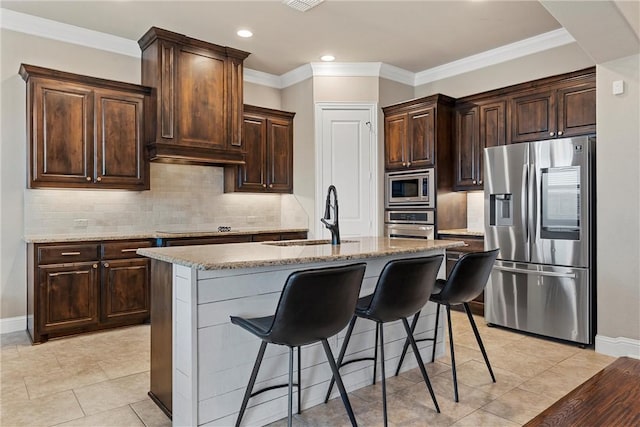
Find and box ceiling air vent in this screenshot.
[283,0,324,12]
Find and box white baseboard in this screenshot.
[595,334,640,359]
[0,316,26,335]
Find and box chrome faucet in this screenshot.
[321,185,340,245]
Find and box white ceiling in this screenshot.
[1,0,640,76]
[1,0,565,76]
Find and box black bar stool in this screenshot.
[394,249,499,402]
[230,262,367,427]
[324,255,444,427]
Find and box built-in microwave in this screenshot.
[385,168,435,208]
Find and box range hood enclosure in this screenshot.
[139,27,250,166]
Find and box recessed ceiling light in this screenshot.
[321,55,335,62]
[237,29,253,38]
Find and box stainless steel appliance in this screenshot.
[484,136,595,344]
[384,210,435,239]
[385,168,435,208]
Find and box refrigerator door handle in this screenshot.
[493,265,577,279]
[522,163,529,254]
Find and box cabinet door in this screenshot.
[510,90,556,143]
[479,101,506,185]
[408,106,436,168]
[38,262,99,333]
[454,106,479,188]
[95,90,147,189]
[177,46,227,149]
[557,83,596,137]
[30,79,94,187]
[237,114,267,191]
[384,113,407,170]
[267,117,293,192]
[101,258,150,322]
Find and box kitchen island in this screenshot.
[138,237,463,426]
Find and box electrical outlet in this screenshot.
[612,80,624,95]
[74,219,88,228]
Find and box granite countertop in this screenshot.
[137,236,464,270]
[438,228,484,237]
[24,227,308,243]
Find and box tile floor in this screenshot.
[1,311,615,426]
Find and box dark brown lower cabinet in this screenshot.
[440,234,485,316]
[27,240,152,344]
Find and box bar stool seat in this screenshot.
[394,249,500,402]
[324,255,444,427]
[231,262,367,427]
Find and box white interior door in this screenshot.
[315,103,377,238]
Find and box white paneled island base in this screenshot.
[138,237,463,426]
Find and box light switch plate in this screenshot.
[613,80,624,95]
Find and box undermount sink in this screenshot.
[262,239,356,247]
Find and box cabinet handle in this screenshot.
[549,132,555,137]
[92,264,98,269]
[103,262,109,268]
[96,177,102,182]
[121,248,138,253]
[558,131,564,136]
[61,252,81,256]
[86,177,91,182]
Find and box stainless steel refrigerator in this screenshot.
[484,136,595,344]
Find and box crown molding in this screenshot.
[0,8,140,58]
[243,68,282,89]
[414,28,575,86]
[2,8,576,90]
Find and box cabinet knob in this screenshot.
[86,177,92,181]
[473,180,477,184]
[402,162,406,167]
[103,262,109,268]
[269,184,273,188]
[549,132,555,137]
[407,162,411,167]
[479,180,483,184]
[96,177,102,182]
[558,131,564,136]
[262,184,267,188]
[92,264,98,269]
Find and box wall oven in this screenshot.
[384,210,435,240]
[385,168,435,208]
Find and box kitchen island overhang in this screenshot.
[138,237,463,426]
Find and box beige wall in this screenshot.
[244,82,282,110]
[0,29,306,321]
[596,54,640,342]
[313,76,378,102]
[281,79,316,237]
[415,43,594,98]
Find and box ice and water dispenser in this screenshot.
[489,194,513,226]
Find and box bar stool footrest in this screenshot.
[251,383,300,399]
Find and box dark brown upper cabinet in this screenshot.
[225,105,295,193]
[383,94,454,171]
[454,100,506,190]
[510,72,595,143]
[20,64,150,190]
[139,27,250,166]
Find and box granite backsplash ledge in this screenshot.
[24,163,308,236]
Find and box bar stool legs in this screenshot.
[464,302,496,383]
[446,305,459,402]
[235,344,302,427]
[321,339,358,427]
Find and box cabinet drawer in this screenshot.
[280,231,307,241]
[252,233,282,242]
[102,240,153,260]
[164,235,252,247]
[38,244,99,264]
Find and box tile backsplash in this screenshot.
[466,191,484,233]
[24,163,308,236]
